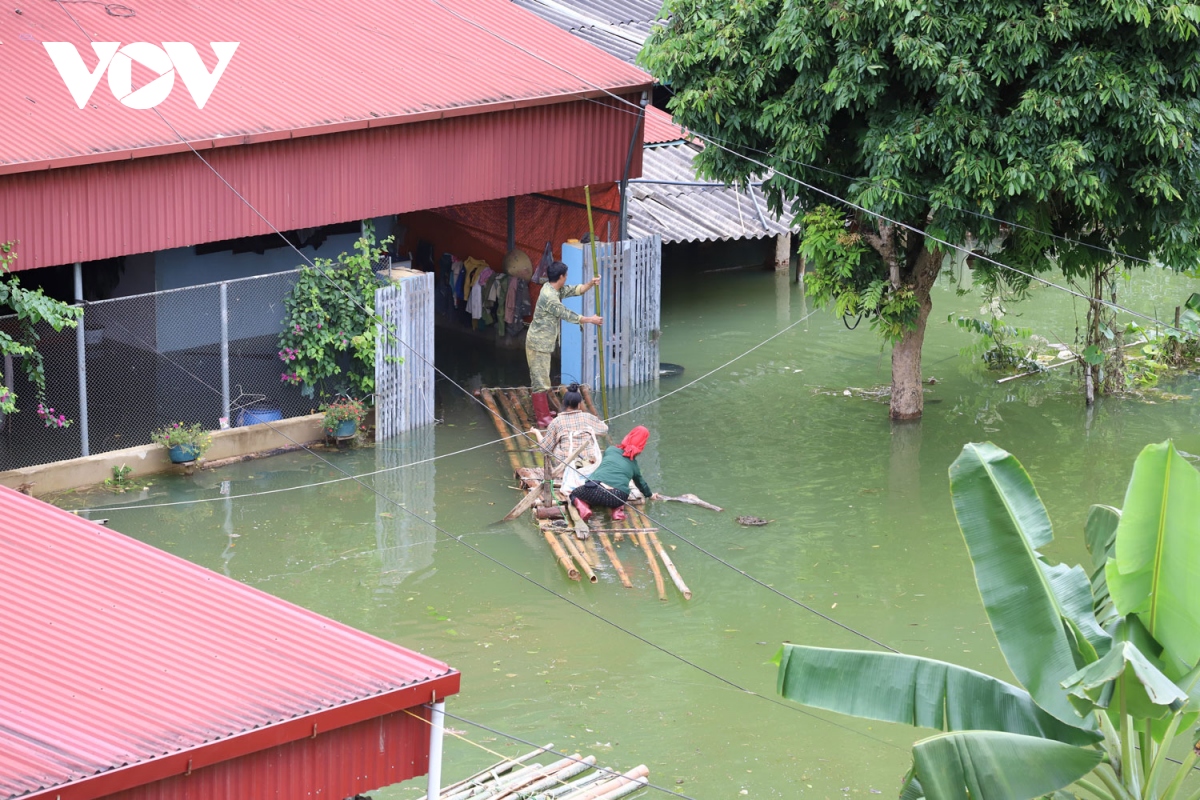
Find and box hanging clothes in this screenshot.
[505,274,519,324]
[464,257,489,295]
[466,280,483,320]
[533,242,553,284]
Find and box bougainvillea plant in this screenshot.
[275,225,398,400]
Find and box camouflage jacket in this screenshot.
[526,283,586,352]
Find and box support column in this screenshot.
[506,196,516,253]
[774,232,791,272]
[73,262,89,457]
[426,700,446,800]
[220,282,230,424]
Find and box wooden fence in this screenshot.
[374,272,435,440]
[580,235,662,389]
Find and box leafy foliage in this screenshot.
[321,396,368,435]
[0,242,83,417]
[642,0,1200,412]
[952,299,1042,373]
[150,422,213,457]
[775,441,1200,800]
[276,226,396,400]
[800,205,919,342]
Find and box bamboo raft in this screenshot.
[418,743,649,800]
[478,385,691,601]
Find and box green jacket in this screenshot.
[588,446,652,497]
[526,283,586,353]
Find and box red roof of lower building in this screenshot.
[643,106,686,145]
[0,486,460,800]
[2,0,650,172]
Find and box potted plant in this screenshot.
[151,422,213,464]
[322,397,368,440]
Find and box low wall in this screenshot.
[0,414,326,497]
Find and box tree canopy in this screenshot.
[642,0,1200,417]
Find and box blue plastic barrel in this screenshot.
[238,407,283,427]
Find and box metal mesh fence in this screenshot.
[0,268,325,472]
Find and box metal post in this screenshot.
[506,196,516,253]
[426,700,446,800]
[618,92,649,241]
[220,282,230,423]
[73,262,89,457]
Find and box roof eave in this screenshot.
[0,82,651,177]
[18,670,461,800]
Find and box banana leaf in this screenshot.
[1106,441,1200,667]
[949,443,1090,724]
[912,731,1103,800]
[776,646,1100,745]
[1086,505,1121,627]
[1041,561,1111,663]
[1062,640,1188,720]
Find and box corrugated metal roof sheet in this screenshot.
[510,0,660,63]
[627,142,800,244]
[2,0,651,170]
[643,106,685,144]
[0,486,460,800]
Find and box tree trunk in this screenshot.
[889,248,941,421]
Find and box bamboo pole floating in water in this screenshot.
[598,532,632,588]
[497,755,596,800]
[638,533,667,600]
[543,529,580,581]
[560,765,650,800]
[492,755,581,800]
[559,532,598,583]
[480,390,524,475]
[421,744,551,800]
[492,391,531,468]
[649,531,691,600]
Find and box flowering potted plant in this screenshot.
[151,422,213,464]
[322,397,368,440]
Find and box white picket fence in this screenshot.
[580,235,662,389]
[374,272,435,439]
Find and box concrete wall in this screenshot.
[0,413,326,497]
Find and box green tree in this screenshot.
[642,1,1200,419]
[774,441,1200,800]
[0,242,83,419]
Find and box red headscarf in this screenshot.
[619,426,650,459]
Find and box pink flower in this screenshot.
[317,322,322,329]
[294,324,302,333]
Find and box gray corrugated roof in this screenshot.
[512,0,660,64]
[627,143,799,244]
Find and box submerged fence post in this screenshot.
[426,700,446,800]
[220,282,230,423]
[73,262,89,457]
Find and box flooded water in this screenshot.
[60,259,1200,799]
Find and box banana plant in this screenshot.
[775,441,1200,800]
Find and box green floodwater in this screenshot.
[59,261,1200,800]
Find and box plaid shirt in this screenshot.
[541,410,608,472]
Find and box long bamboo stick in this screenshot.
[543,529,580,581]
[506,388,535,432]
[419,744,552,800]
[598,532,632,588]
[649,532,691,600]
[490,755,580,800]
[561,765,650,800]
[592,777,648,800]
[583,536,602,568]
[543,772,608,799]
[480,390,524,475]
[492,391,533,468]
[495,755,595,800]
[559,532,598,583]
[638,533,667,600]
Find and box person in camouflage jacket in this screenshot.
[526,260,602,428]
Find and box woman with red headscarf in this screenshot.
[569,425,659,524]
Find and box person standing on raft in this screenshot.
[570,426,660,522]
[527,261,602,429]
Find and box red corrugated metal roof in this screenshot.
[1,0,651,172]
[643,106,685,145]
[0,486,460,800]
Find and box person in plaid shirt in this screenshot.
[541,383,608,477]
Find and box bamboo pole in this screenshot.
[583,185,609,419]
[496,755,595,800]
[578,385,600,417]
[490,755,580,800]
[492,390,533,468]
[561,765,649,800]
[559,532,598,583]
[544,772,608,799]
[598,532,633,588]
[419,744,552,800]
[543,528,580,581]
[506,388,536,432]
[592,777,648,800]
[480,390,524,475]
[649,532,691,600]
[502,485,544,522]
[638,533,667,600]
[583,536,602,568]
